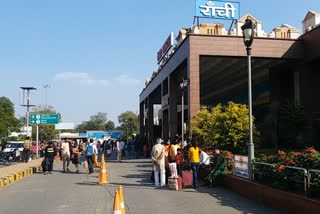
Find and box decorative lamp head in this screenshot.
[241,19,256,48]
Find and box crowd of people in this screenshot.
[151,137,224,189]
[39,137,137,174]
[17,135,224,189]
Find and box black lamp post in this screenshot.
[180,78,188,149]
[241,18,256,181]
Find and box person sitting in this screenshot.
[206,149,226,186]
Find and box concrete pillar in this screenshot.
[294,71,301,106]
[188,52,200,119]
[169,75,177,140]
[147,96,154,147]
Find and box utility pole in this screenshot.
[20,87,37,137]
[43,84,50,107]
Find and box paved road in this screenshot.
[0,157,282,214]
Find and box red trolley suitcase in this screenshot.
[177,176,183,190]
[181,170,193,188]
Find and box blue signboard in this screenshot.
[87,131,122,140]
[196,0,240,20]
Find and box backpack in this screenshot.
[86,144,93,156]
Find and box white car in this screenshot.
[2,141,24,153]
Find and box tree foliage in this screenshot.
[277,101,311,149]
[190,102,260,154]
[76,112,115,133]
[31,105,60,141]
[118,111,138,141]
[0,97,21,138]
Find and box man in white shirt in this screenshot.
[61,140,71,173]
[116,139,122,162]
[200,150,210,166]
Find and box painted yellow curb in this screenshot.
[5,177,10,186]
[20,171,23,178]
[0,179,4,190]
[10,175,15,184]
[16,173,20,181]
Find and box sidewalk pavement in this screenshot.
[0,155,281,214]
[0,158,43,178]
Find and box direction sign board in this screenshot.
[30,114,59,125]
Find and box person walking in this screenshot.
[129,136,136,156]
[85,139,98,174]
[71,144,80,173]
[143,144,148,158]
[121,140,126,158]
[151,138,166,188]
[116,139,122,162]
[61,140,71,173]
[23,137,32,162]
[44,141,56,175]
[188,141,201,188]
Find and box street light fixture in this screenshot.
[180,78,188,149]
[241,18,256,181]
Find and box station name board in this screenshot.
[157,32,174,63]
[196,0,240,20]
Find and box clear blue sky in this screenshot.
[0,0,319,125]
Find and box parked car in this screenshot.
[1,141,24,162]
[2,141,24,153]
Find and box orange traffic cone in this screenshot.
[113,191,122,214]
[98,155,109,184]
[94,154,99,168]
[118,185,126,214]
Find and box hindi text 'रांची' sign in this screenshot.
[157,32,174,63]
[196,0,240,20]
[30,114,59,125]
[235,155,249,179]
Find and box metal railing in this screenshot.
[308,169,320,189]
[253,161,309,196]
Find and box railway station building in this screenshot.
[139,11,320,148]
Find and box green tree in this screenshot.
[31,105,60,141]
[118,111,138,141]
[190,102,260,154]
[0,97,21,138]
[105,120,115,130]
[277,101,311,149]
[76,112,115,132]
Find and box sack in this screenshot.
[83,160,88,169]
[168,178,179,190]
[168,177,182,191]
[169,162,178,178]
[182,170,193,188]
[86,145,93,156]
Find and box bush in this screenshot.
[190,102,260,154]
[255,148,320,197]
